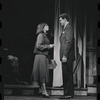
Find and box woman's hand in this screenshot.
[49,44,54,48]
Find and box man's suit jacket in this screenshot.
[59,23,75,61]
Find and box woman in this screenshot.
[31,23,54,97]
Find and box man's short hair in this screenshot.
[59,13,69,21]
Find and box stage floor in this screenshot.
[4,96,96,100]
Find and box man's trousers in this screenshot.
[62,59,74,96]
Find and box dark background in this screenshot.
[1,0,55,83]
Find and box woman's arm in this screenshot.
[36,33,51,50]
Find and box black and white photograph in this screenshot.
[0,0,99,100]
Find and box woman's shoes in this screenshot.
[42,93,50,98]
[37,91,50,98]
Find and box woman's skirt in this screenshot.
[31,54,49,83]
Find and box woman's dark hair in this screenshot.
[36,23,47,34]
[59,13,69,21]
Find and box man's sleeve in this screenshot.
[63,26,74,57]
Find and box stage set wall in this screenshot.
[53,0,97,88]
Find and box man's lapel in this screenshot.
[59,23,70,39]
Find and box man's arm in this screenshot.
[63,26,74,58]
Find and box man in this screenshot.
[6,55,19,84]
[59,13,75,99]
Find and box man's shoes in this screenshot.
[59,95,72,99]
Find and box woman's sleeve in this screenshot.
[36,33,50,50]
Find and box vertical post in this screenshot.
[83,15,86,88]
[53,0,63,87]
[73,16,77,85]
[87,18,94,85]
[74,16,77,61]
